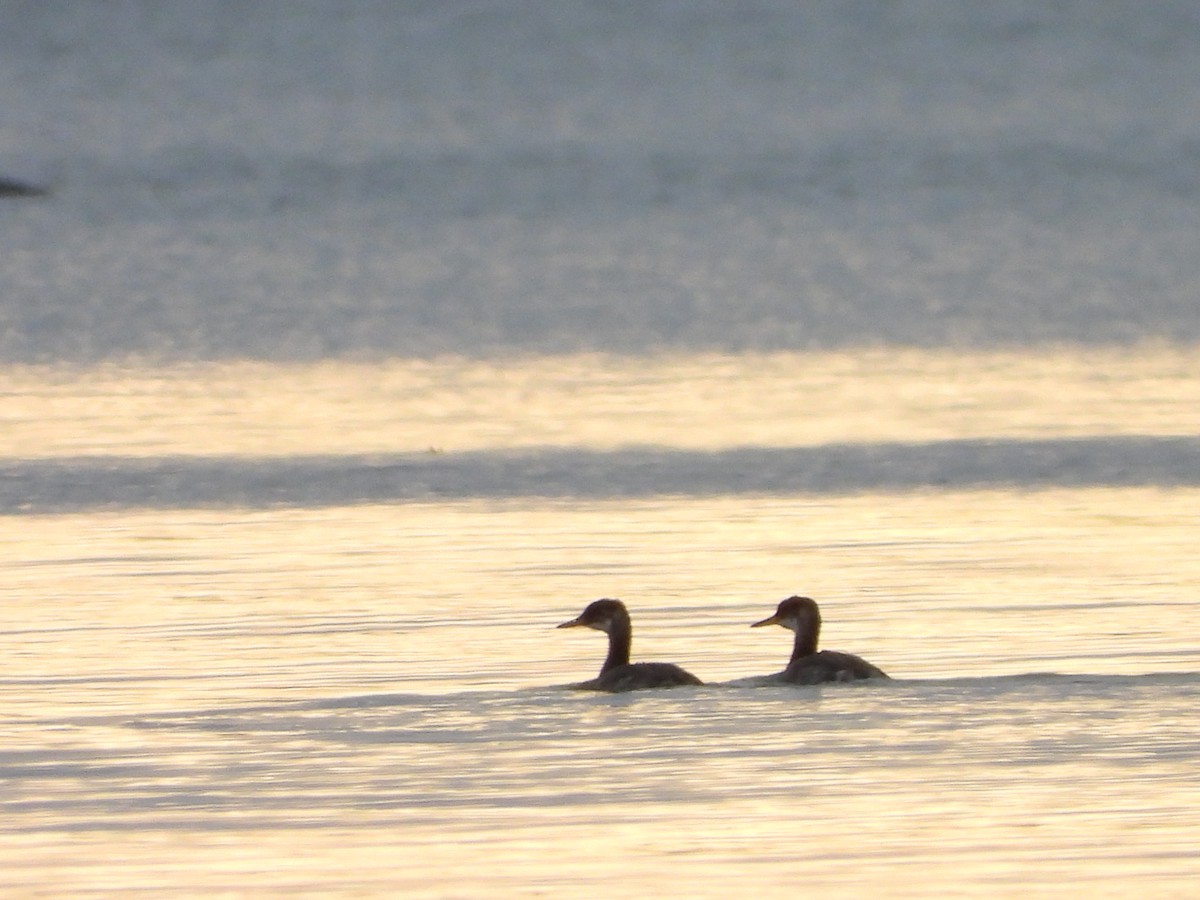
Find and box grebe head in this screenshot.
[750,595,820,633]
[557,598,627,634]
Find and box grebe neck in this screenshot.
[602,614,632,673]
[789,619,819,664]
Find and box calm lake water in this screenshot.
[7,2,1200,894]
[3,349,1199,896]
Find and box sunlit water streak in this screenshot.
[2,349,1200,895]
[4,346,1199,458]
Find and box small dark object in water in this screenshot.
[0,177,49,197]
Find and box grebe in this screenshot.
[751,595,888,684]
[557,598,703,692]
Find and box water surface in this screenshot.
[3,351,1199,896]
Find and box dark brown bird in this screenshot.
[557,598,703,693]
[751,595,888,684]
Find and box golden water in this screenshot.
[3,348,1199,896]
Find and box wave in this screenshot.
[3,434,1198,512]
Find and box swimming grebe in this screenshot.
[751,595,888,684]
[557,598,703,692]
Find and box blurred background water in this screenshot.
[2,2,1200,896]
[5,0,1200,358]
